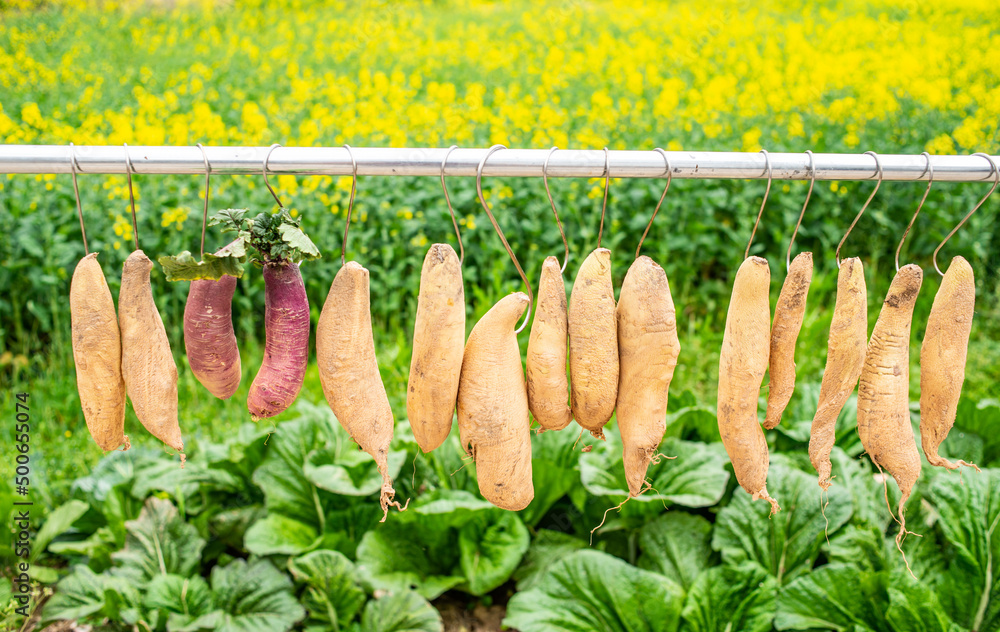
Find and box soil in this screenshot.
[435,593,516,632]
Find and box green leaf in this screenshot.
[355,490,493,599]
[580,436,729,507]
[504,550,685,632]
[209,208,249,231]
[770,382,820,443]
[277,222,321,260]
[32,499,89,562]
[458,511,530,595]
[637,511,713,590]
[885,571,962,632]
[174,558,305,632]
[407,489,494,525]
[130,456,241,502]
[355,521,464,600]
[252,405,330,529]
[359,591,442,632]
[521,423,585,527]
[235,209,321,265]
[712,460,852,584]
[32,566,60,584]
[245,513,321,556]
[954,399,1000,466]
[925,467,1000,631]
[42,566,107,624]
[144,573,213,619]
[513,529,587,591]
[682,562,777,632]
[665,405,720,443]
[826,447,893,529]
[289,549,366,631]
[111,497,206,585]
[304,424,407,497]
[774,563,891,632]
[157,250,246,281]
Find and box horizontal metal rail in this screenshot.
[0,145,997,182]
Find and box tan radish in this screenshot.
[527,256,572,431]
[407,243,465,452]
[119,250,183,454]
[809,257,867,490]
[71,253,128,451]
[857,263,922,536]
[616,256,680,496]
[718,256,778,513]
[568,248,618,439]
[764,252,813,429]
[317,261,402,520]
[457,292,533,511]
[920,256,977,470]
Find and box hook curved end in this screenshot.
[745,149,772,260]
[636,148,672,259]
[786,150,815,271]
[597,147,611,250]
[69,142,89,255]
[836,150,883,268]
[341,144,359,267]
[895,152,933,273]
[263,143,284,208]
[440,145,464,264]
[542,146,570,273]
[477,145,533,334]
[932,152,999,276]
[123,143,140,251]
[197,143,212,259]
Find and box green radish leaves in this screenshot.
[209,207,320,266]
[158,247,247,281]
[287,550,366,631]
[355,489,529,599]
[637,512,714,591]
[713,460,852,585]
[682,562,778,632]
[170,559,305,632]
[112,497,206,584]
[359,591,443,632]
[581,435,730,508]
[144,574,214,628]
[505,550,685,632]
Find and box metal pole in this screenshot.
[0,145,997,182]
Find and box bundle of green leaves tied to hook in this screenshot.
[158,207,320,417]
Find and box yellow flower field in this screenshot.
[1,0,998,156]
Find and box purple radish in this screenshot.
[247,262,310,420]
[185,275,241,399]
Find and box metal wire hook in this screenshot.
[440,145,464,264]
[263,143,283,208]
[340,144,359,266]
[123,143,140,251]
[835,150,883,268]
[932,152,999,276]
[635,148,672,259]
[745,149,772,259]
[197,143,211,259]
[69,143,88,255]
[542,147,570,273]
[895,152,933,272]
[476,144,533,334]
[786,150,815,271]
[597,147,611,249]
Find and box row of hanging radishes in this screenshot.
[70,212,977,527]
